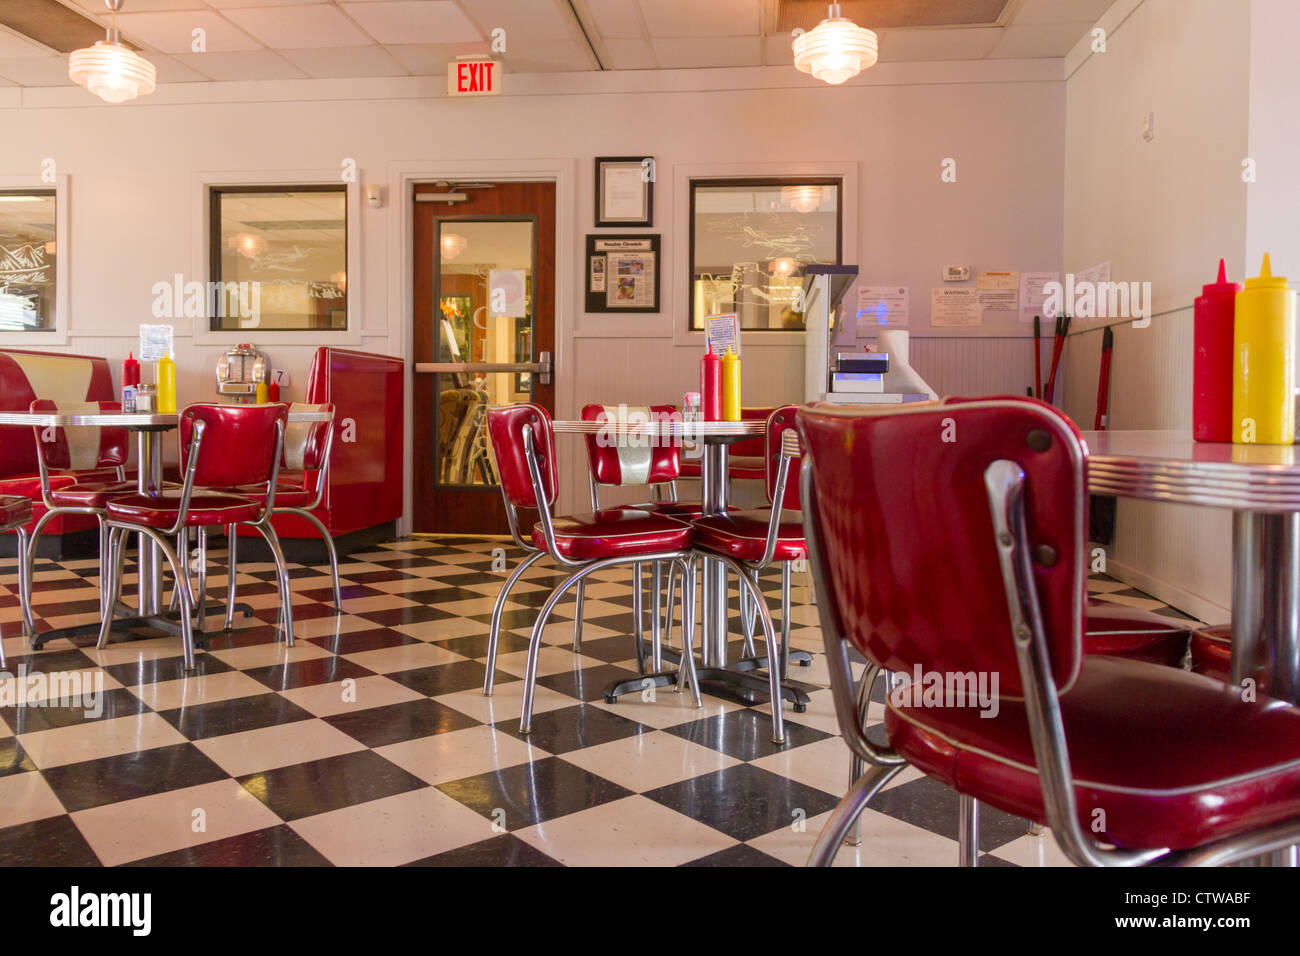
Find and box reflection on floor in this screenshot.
[0,536,1196,866]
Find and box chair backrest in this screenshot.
[29,399,129,472]
[765,404,801,509]
[797,397,1086,697]
[283,402,335,472]
[581,404,680,486]
[485,403,557,510]
[0,349,115,478]
[732,406,774,458]
[179,403,288,489]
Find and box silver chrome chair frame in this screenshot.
[484,423,703,733]
[97,418,295,672]
[803,433,1300,867]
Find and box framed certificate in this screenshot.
[595,157,653,227]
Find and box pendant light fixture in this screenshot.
[440,232,467,261]
[792,2,878,86]
[780,185,823,213]
[68,0,156,104]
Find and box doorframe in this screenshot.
[387,158,577,537]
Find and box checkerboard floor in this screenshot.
[0,536,1199,867]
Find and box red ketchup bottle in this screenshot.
[268,380,281,403]
[700,343,721,421]
[122,352,140,388]
[1193,259,1241,442]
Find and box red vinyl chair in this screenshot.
[219,402,339,627]
[26,400,135,619]
[580,403,698,670]
[801,397,1300,867]
[1189,625,1236,684]
[483,403,702,731]
[97,403,294,672]
[0,495,35,663]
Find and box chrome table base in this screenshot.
[30,599,255,650]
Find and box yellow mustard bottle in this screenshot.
[1233,253,1296,444]
[720,347,741,421]
[157,352,177,414]
[255,380,269,404]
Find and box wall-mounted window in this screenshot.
[209,184,347,331]
[689,178,842,331]
[0,189,57,332]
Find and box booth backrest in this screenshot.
[303,347,403,535]
[0,350,116,479]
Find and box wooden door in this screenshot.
[412,181,556,533]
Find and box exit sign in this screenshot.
[447,57,501,97]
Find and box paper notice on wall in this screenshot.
[489,269,527,317]
[930,287,982,327]
[1019,271,1060,323]
[855,285,909,332]
[976,271,1019,316]
[1077,260,1111,288]
[607,252,655,308]
[589,255,606,292]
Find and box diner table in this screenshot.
[551,417,814,710]
[0,407,331,650]
[1083,429,1300,704]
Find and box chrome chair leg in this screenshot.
[739,568,758,659]
[484,550,544,696]
[780,561,792,679]
[95,528,127,652]
[23,509,59,626]
[958,794,980,867]
[573,578,585,653]
[631,562,646,673]
[96,516,111,618]
[724,556,785,743]
[845,662,879,848]
[196,526,208,633]
[252,523,295,646]
[651,561,663,671]
[281,507,341,608]
[521,565,589,733]
[224,524,238,629]
[662,560,677,650]
[808,763,904,867]
[14,526,34,651]
[676,556,702,707]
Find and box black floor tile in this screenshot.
[239,750,427,822]
[681,843,790,867]
[126,825,333,866]
[663,707,830,761]
[41,743,229,813]
[242,656,375,691]
[644,764,839,843]
[324,698,479,748]
[387,659,510,697]
[0,815,102,866]
[405,833,562,867]
[158,693,315,740]
[870,776,1031,852]
[493,703,647,756]
[436,756,632,830]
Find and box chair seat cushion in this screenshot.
[532,509,692,561]
[691,508,806,562]
[217,482,313,509]
[1083,601,1192,666]
[1191,624,1233,684]
[106,491,262,528]
[884,654,1300,850]
[0,473,78,500]
[0,495,32,528]
[48,479,151,509]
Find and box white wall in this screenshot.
[0,58,1064,519]
[1060,0,1253,622]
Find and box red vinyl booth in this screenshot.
[241,347,403,557]
[0,349,121,555]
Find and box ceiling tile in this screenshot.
[763,33,795,67]
[458,0,576,39]
[223,4,372,48]
[602,36,656,70]
[0,57,76,86]
[146,52,211,82]
[64,0,212,12]
[0,27,55,57]
[204,0,330,7]
[987,21,1092,58]
[639,0,760,37]
[172,48,307,80]
[649,35,761,68]
[504,36,597,72]
[108,11,263,53]
[1012,0,1114,25]
[875,27,1001,62]
[339,2,481,45]
[386,41,483,74]
[584,0,643,39]
[280,44,407,77]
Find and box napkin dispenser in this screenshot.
[216,343,268,403]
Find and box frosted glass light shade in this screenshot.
[792,16,878,85]
[69,40,156,104]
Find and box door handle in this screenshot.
[415,362,541,373]
[538,351,552,386]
